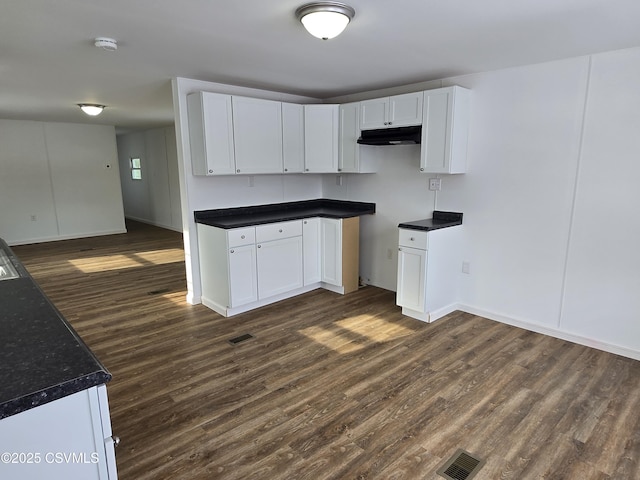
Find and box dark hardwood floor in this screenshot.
[13,220,640,479]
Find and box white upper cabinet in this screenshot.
[304,104,339,173]
[339,102,359,173]
[282,102,305,173]
[420,86,471,174]
[187,92,236,175]
[360,92,424,130]
[232,97,283,174]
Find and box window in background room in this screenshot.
[130,157,142,180]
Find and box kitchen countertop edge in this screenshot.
[398,211,463,231]
[194,199,376,229]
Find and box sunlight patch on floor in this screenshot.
[337,314,415,342]
[299,325,365,354]
[68,249,184,273]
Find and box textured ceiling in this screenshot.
[2,0,640,131]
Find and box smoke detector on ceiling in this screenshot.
[94,37,117,51]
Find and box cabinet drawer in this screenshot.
[398,229,428,250]
[256,220,303,243]
[228,227,255,247]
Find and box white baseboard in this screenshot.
[124,216,182,233]
[458,304,640,361]
[8,228,127,246]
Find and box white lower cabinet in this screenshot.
[228,243,258,307]
[198,216,361,317]
[321,218,342,287]
[396,245,427,312]
[0,385,117,480]
[256,228,303,298]
[396,226,461,323]
[303,218,321,285]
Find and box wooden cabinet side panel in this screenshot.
[341,217,360,294]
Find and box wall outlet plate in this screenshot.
[429,178,441,191]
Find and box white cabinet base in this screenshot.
[202,283,322,318]
[401,303,460,324]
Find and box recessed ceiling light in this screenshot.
[94,37,118,51]
[78,104,106,116]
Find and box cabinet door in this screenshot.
[389,92,423,127]
[321,218,342,286]
[282,102,305,173]
[420,86,470,174]
[304,105,339,172]
[303,218,321,285]
[257,236,303,299]
[396,245,427,312]
[339,102,359,173]
[228,244,258,307]
[187,92,235,175]
[360,97,388,130]
[0,386,116,480]
[232,97,283,174]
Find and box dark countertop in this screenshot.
[194,199,376,229]
[0,238,111,420]
[398,211,463,231]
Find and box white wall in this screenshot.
[117,126,182,232]
[326,47,640,359]
[559,48,640,352]
[0,119,125,245]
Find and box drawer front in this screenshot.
[227,227,256,247]
[256,220,303,243]
[398,228,428,250]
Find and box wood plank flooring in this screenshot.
[12,220,640,479]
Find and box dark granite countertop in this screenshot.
[195,199,376,229]
[0,238,111,420]
[398,211,463,231]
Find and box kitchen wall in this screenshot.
[0,119,125,245]
[327,46,640,359]
[117,126,182,232]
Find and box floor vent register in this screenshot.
[436,449,485,480]
[228,333,254,345]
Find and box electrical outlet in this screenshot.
[462,261,470,274]
[429,178,441,191]
[30,214,37,222]
[336,175,343,186]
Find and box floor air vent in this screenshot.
[228,333,254,345]
[436,449,485,480]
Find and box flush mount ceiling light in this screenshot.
[78,104,106,116]
[295,2,355,40]
[94,37,118,51]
